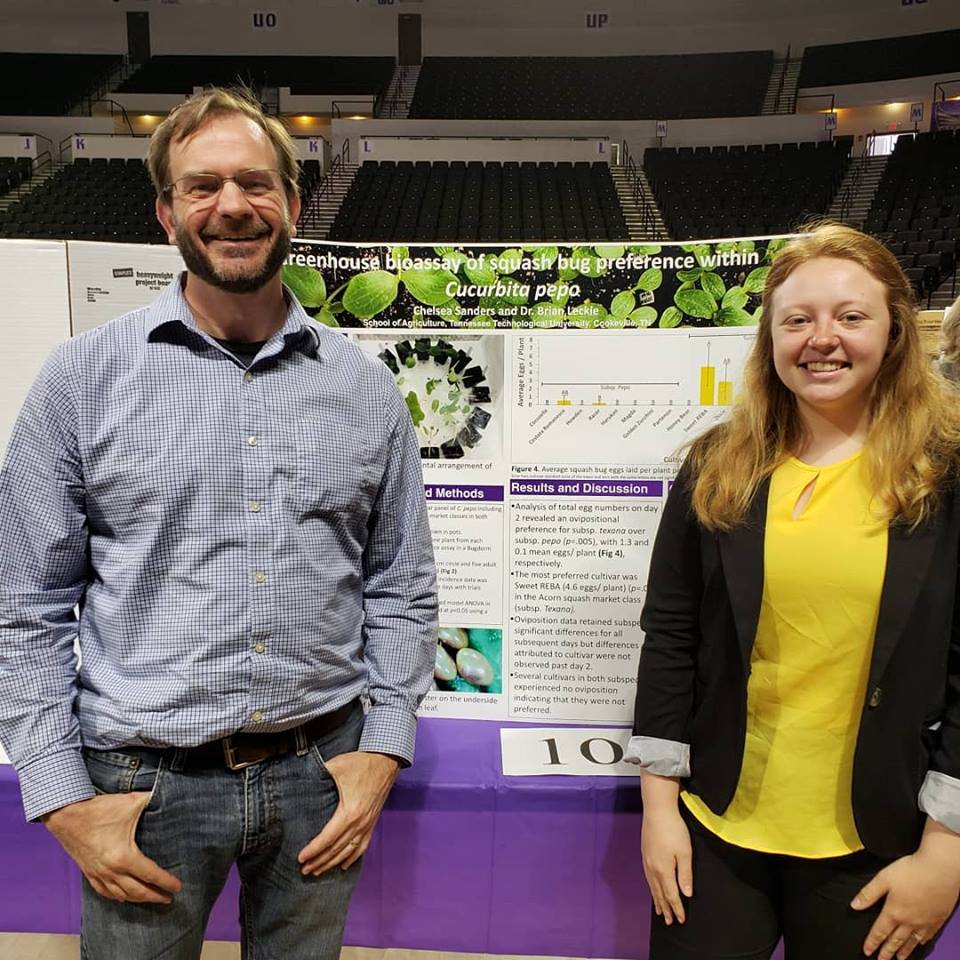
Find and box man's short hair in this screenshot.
[147,86,300,202]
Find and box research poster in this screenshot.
[280,236,786,723]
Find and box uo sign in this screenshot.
[252,11,278,29]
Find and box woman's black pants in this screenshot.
[649,811,941,959]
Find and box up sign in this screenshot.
[586,12,610,30]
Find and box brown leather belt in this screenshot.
[178,700,358,771]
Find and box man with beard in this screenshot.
[0,87,438,959]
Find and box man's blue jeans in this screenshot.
[80,704,364,960]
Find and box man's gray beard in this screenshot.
[175,221,292,294]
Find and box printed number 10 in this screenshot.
[541,737,625,766]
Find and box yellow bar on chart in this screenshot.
[699,366,716,405]
[556,399,573,406]
[592,400,607,406]
[718,381,734,405]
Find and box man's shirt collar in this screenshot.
[144,272,320,360]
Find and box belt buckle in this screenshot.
[222,736,264,771]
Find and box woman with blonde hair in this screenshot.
[629,223,960,959]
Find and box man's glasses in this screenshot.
[164,169,286,202]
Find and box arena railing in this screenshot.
[76,55,134,118]
[297,137,351,234]
[377,64,410,120]
[835,141,867,226]
[85,99,137,137]
[771,44,793,115]
[621,140,659,239]
[331,99,377,119]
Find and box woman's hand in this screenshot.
[641,772,693,925]
[852,819,960,959]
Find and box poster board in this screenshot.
[281,236,779,722]
[67,240,184,335]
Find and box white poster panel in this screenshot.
[0,239,71,461]
[67,240,184,335]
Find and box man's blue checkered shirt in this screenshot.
[0,277,438,821]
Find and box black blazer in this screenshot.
[634,465,960,858]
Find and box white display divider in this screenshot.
[0,242,185,450]
[0,239,73,766]
[0,237,184,463]
[0,239,185,767]
[0,240,72,461]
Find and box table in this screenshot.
[1,719,956,958]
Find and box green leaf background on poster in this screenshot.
[342,271,399,320]
[283,233,792,329]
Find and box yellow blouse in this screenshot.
[683,451,888,857]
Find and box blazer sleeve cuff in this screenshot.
[623,736,690,777]
[919,770,960,834]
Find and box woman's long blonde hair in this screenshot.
[689,223,960,530]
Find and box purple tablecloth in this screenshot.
[0,719,957,958]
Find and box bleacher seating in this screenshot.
[643,138,852,240]
[0,53,122,115]
[0,158,166,243]
[409,53,773,120]
[118,56,395,99]
[864,130,960,297]
[328,160,628,242]
[0,158,321,245]
[799,29,960,88]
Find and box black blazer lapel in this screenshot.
[718,476,770,671]
[868,515,939,690]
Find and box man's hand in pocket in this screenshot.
[43,794,182,903]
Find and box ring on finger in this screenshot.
[911,932,924,944]
[347,837,361,847]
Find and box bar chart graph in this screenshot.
[699,343,737,406]
[512,329,755,462]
